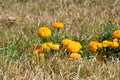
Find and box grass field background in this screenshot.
[0,0,120,80]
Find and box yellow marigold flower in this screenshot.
[67,44,81,53]
[69,53,81,59]
[112,30,120,39]
[33,45,45,57]
[50,44,60,50]
[72,41,82,49]
[110,41,119,48]
[47,42,53,47]
[38,27,51,38]
[53,22,64,29]
[61,39,73,46]
[42,42,53,51]
[97,43,103,49]
[102,40,111,47]
[113,38,118,42]
[88,41,98,53]
[96,54,106,62]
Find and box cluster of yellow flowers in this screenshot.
[35,21,120,61]
[38,22,64,38]
[88,29,120,62]
[34,22,82,60]
[34,22,64,57]
[88,39,119,53]
[61,39,82,59]
[33,42,60,57]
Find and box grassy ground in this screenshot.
[0,0,120,80]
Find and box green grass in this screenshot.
[0,0,120,79]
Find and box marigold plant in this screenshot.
[34,22,120,61]
[33,22,82,60]
[89,25,120,61]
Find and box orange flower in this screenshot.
[50,44,60,50]
[67,42,82,53]
[42,42,60,51]
[41,42,53,51]
[61,39,73,46]
[110,41,119,48]
[69,53,81,59]
[88,41,98,53]
[53,22,64,29]
[112,30,120,39]
[97,43,103,49]
[72,41,82,49]
[102,40,111,48]
[38,27,51,38]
